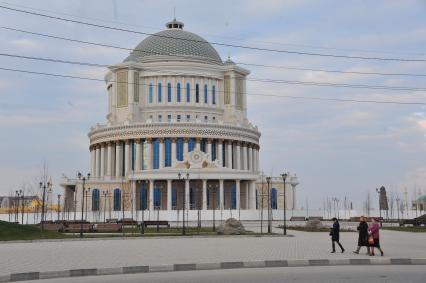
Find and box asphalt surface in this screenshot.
[18,266,426,283]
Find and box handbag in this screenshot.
[368,235,374,245]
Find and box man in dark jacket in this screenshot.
[330,217,345,253]
[353,216,369,254]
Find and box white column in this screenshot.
[236,142,241,170]
[250,180,256,209]
[236,180,240,210]
[100,144,105,177]
[183,138,188,159]
[219,179,224,210]
[167,179,172,210]
[149,180,154,211]
[256,147,260,171]
[115,142,122,177]
[242,143,248,171]
[207,139,212,161]
[253,147,257,172]
[245,182,249,209]
[217,140,223,167]
[135,139,141,171]
[185,179,190,210]
[195,138,201,150]
[95,145,101,177]
[159,138,164,169]
[90,147,96,177]
[124,140,130,175]
[146,139,152,170]
[248,145,253,172]
[227,141,233,169]
[202,179,207,210]
[107,142,112,177]
[171,138,176,167]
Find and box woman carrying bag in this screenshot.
[368,218,384,256]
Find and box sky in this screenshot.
[0,0,425,210]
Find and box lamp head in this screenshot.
[87,173,91,179]
[39,182,42,188]
[77,172,82,179]
[186,173,189,179]
[266,176,271,183]
[281,172,288,181]
[178,173,181,179]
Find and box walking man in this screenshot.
[330,217,345,253]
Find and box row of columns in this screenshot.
[90,138,260,178]
[133,179,257,212]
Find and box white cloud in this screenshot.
[8,38,44,50]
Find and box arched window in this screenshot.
[113,188,121,211]
[176,138,184,161]
[157,83,162,102]
[177,82,181,102]
[204,84,208,103]
[92,189,100,211]
[271,188,278,209]
[148,83,153,103]
[153,138,160,169]
[188,138,195,152]
[195,84,199,103]
[186,83,190,102]
[212,85,216,105]
[167,82,172,102]
[164,138,172,167]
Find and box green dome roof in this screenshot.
[124,20,222,65]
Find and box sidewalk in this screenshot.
[1,228,425,277]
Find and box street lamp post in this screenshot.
[178,173,189,235]
[15,190,22,223]
[375,188,382,226]
[208,183,218,232]
[102,191,109,223]
[77,172,90,238]
[57,194,61,222]
[39,180,51,231]
[266,177,271,234]
[281,172,288,235]
[396,196,401,223]
[21,189,25,224]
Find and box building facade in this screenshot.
[61,19,299,221]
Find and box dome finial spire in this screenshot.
[173,6,176,21]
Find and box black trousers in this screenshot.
[332,240,344,251]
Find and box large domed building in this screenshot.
[61,19,299,221]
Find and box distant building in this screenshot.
[0,196,40,209]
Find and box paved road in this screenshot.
[1,227,425,276]
[18,266,426,283]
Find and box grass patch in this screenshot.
[277,225,355,232]
[0,221,69,241]
[381,226,426,233]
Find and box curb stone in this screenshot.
[0,258,425,282]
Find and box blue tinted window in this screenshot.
[212,85,216,104]
[204,84,208,103]
[231,186,236,209]
[271,188,278,209]
[200,138,206,153]
[158,83,162,102]
[188,138,195,152]
[164,138,172,167]
[149,83,153,103]
[172,187,177,208]
[167,82,172,102]
[154,188,161,207]
[132,140,136,170]
[153,138,159,169]
[177,83,181,102]
[140,185,147,210]
[92,189,100,211]
[195,84,199,103]
[212,140,217,160]
[113,188,121,211]
[186,83,190,102]
[176,138,183,161]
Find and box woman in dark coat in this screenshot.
[330,217,345,253]
[353,216,369,254]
